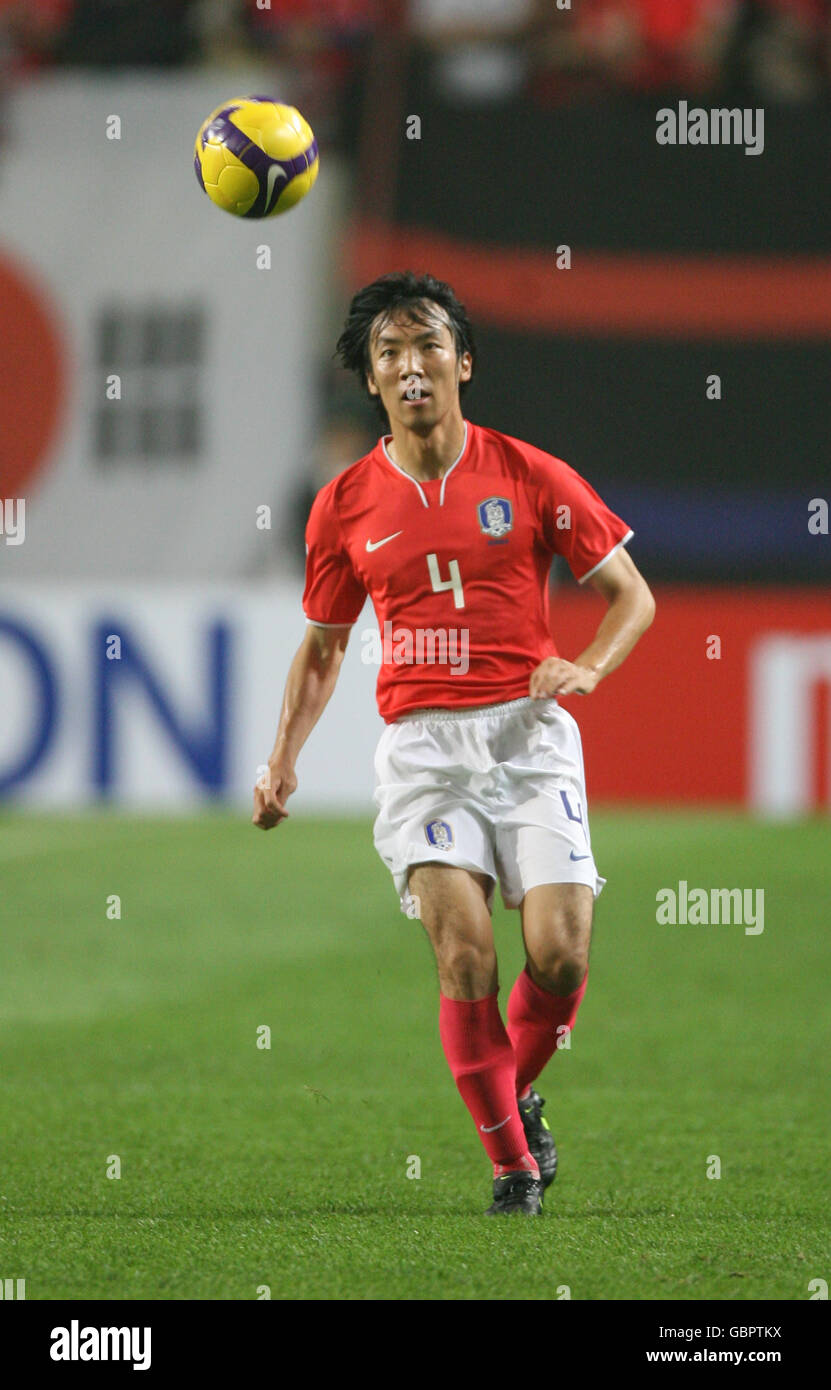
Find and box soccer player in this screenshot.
[253,270,655,1215]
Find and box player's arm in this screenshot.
[529,548,655,698]
[252,622,351,829]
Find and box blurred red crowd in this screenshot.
[0,0,828,104]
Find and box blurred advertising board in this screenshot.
[1,585,829,814]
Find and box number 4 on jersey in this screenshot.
[426,553,465,609]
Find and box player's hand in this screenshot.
[252,760,298,829]
[529,658,600,699]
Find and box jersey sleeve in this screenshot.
[302,486,367,626]
[535,455,634,584]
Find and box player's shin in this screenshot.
[438,992,538,1175]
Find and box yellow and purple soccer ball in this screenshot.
[193,97,319,218]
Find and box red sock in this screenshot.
[438,992,538,1175]
[506,967,589,1097]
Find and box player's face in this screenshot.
[366,309,472,431]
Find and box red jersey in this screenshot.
[302,419,633,722]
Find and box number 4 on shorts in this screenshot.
[559,790,583,824]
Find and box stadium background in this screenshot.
[1,0,830,1306]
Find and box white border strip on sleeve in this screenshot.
[578,529,635,584]
[304,616,356,628]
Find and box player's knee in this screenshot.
[528,944,588,996]
[436,938,496,994]
[525,897,591,993]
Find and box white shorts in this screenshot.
[372,696,606,915]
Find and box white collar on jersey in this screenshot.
[381,420,469,508]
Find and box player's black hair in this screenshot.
[334,270,477,429]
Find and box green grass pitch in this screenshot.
[1,808,828,1301]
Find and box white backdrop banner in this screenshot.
[0,585,383,811]
[0,73,339,580]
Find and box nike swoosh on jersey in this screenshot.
[480,1115,511,1133]
[569,850,591,861]
[366,531,403,552]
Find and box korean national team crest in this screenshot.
[425,819,454,851]
[477,496,513,539]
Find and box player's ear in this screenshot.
[458,352,473,384]
[366,373,379,397]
